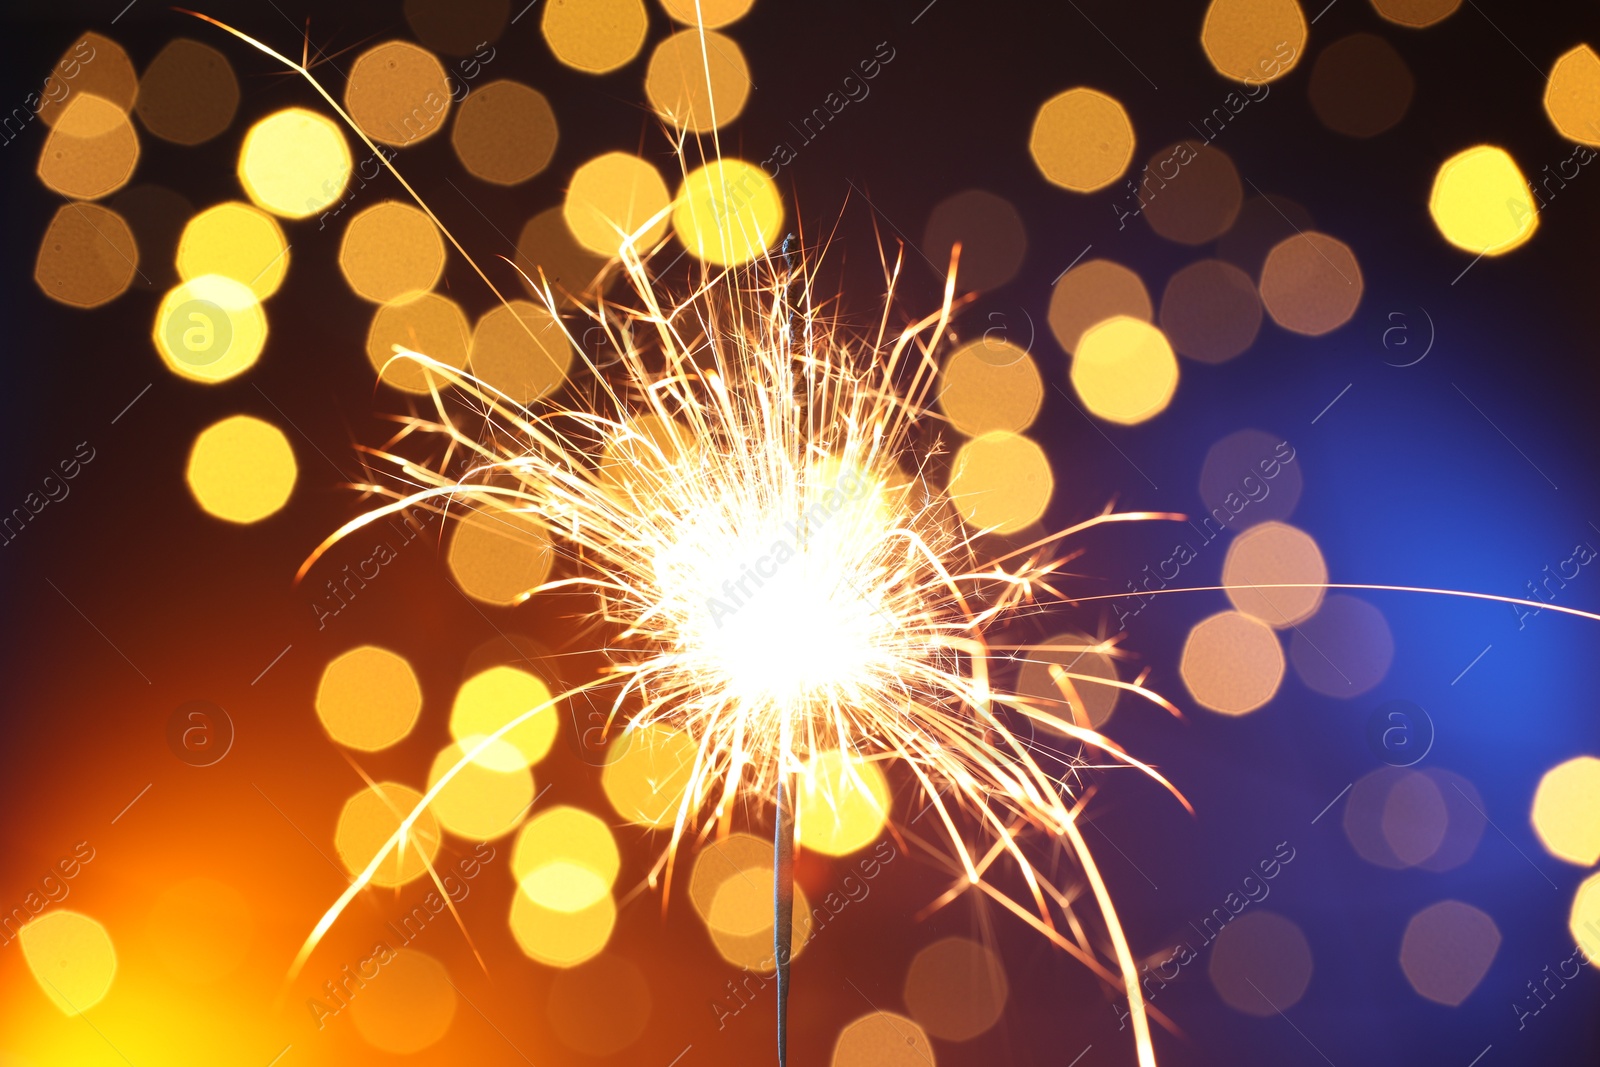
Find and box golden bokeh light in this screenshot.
[510,886,617,966]
[602,721,698,827]
[1029,87,1134,193]
[542,0,649,74]
[1572,872,1600,967]
[176,202,289,300]
[1141,141,1243,245]
[339,200,446,303]
[1309,33,1414,138]
[1258,231,1364,335]
[1048,258,1151,355]
[922,189,1028,292]
[1158,258,1261,364]
[1428,145,1539,255]
[646,29,752,132]
[1222,521,1327,627]
[938,337,1043,436]
[39,34,137,126]
[832,1012,938,1067]
[1200,0,1307,83]
[1208,910,1313,1015]
[660,0,755,26]
[345,41,453,147]
[450,665,558,769]
[516,205,609,305]
[546,955,653,1056]
[145,878,253,984]
[446,511,556,606]
[470,300,574,405]
[134,38,240,145]
[19,910,117,1015]
[452,80,558,185]
[333,782,443,888]
[1531,755,1600,866]
[1545,45,1600,147]
[1288,594,1393,697]
[405,0,511,54]
[1181,610,1284,715]
[34,202,138,308]
[797,750,890,856]
[185,415,297,523]
[1399,901,1500,1006]
[1371,0,1461,28]
[1015,632,1121,730]
[946,431,1053,535]
[153,274,267,383]
[598,413,689,496]
[688,831,771,922]
[238,108,351,219]
[314,645,422,751]
[564,151,672,255]
[37,93,140,200]
[903,937,1009,1041]
[366,290,471,392]
[427,740,536,840]
[348,949,457,1054]
[1071,316,1179,425]
[706,867,813,968]
[674,159,785,266]
[512,806,621,894]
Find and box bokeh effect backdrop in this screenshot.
[2,0,1599,1064]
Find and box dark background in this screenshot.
[2,0,1599,1064]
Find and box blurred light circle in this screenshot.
[334,781,442,888]
[451,665,558,769]
[1399,901,1500,1006]
[177,202,289,300]
[1259,231,1364,335]
[1071,316,1179,425]
[1545,45,1600,147]
[1571,872,1600,967]
[1015,632,1121,731]
[938,336,1042,436]
[1309,33,1414,138]
[1182,610,1284,715]
[1531,755,1600,866]
[903,937,1008,1041]
[349,949,456,1053]
[39,34,137,127]
[832,1011,938,1067]
[1207,910,1313,1015]
[366,290,471,392]
[427,739,536,840]
[510,887,616,966]
[689,831,771,922]
[447,511,555,607]
[135,38,239,145]
[470,300,574,405]
[674,159,784,266]
[1141,141,1243,245]
[345,41,453,147]
[1048,258,1151,355]
[1381,769,1449,866]
[542,0,648,74]
[546,954,652,1055]
[1288,594,1393,697]
[517,206,609,305]
[707,869,813,968]
[565,151,672,255]
[1158,258,1261,364]
[512,805,620,892]
[797,750,890,856]
[1029,88,1134,193]
[602,721,699,828]
[1428,145,1538,256]
[315,645,422,751]
[18,910,117,1016]
[1371,0,1460,27]
[660,0,755,26]
[154,275,266,383]
[340,200,446,304]
[185,415,297,523]
[34,202,139,308]
[37,94,139,201]
[922,189,1028,292]
[1198,428,1301,531]
[1201,0,1307,83]
[452,80,559,185]
[947,431,1053,535]
[1222,520,1327,628]
[238,108,351,219]
[645,29,751,132]
[1342,766,1485,871]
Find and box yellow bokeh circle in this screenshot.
[366,290,471,392]
[1029,88,1134,193]
[450,665,558,770]
[673,159,784,266]
[946,431,1053,535]
[1181,610,1285,715]
[446,511,555,606]
[602,721,699,828]
[339,201,446,304]
[177,202,289,299]
[797,750,890,856]
[427,740,536,840]
[185,414,297,523]
[314,645,422,751]
[564,151,672,256]
[1071,315,1179,425]
[542,0,648,74]
[645,29,752,132]
[238,107,351,219]
[334,781,443,888]
[153,274,268,384]
[1428,145,1538,256]
[19,910,117,1016]
[1531,756,1600,866]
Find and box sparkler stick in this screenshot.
[774,773,795,1067]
